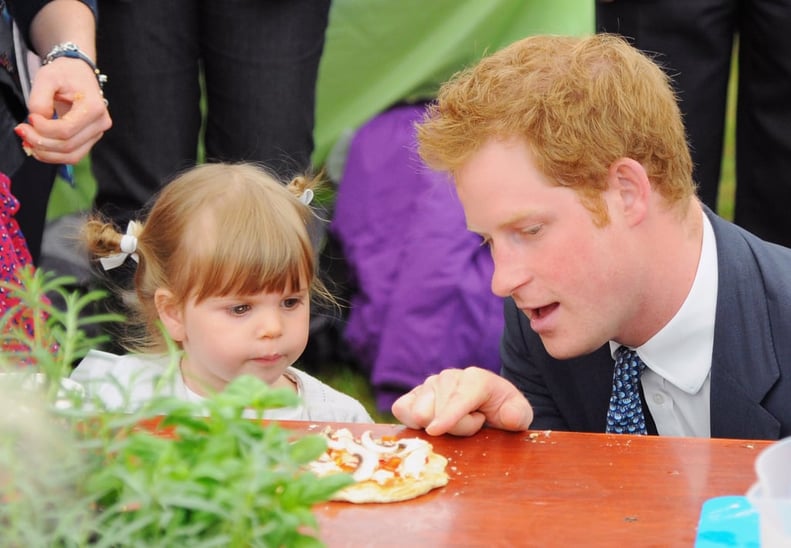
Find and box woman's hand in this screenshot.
[14,55,111,165]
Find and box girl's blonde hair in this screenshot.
[83,162,330,353]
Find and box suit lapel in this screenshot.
[707,210,781,439]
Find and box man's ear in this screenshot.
[607,157,650,226]
[155,288,186,342]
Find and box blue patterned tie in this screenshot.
[606,346,648,434]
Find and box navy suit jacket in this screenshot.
[501,207,791,440]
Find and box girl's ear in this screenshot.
[155,288,186,342]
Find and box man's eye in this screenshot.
[230,304,251,315]
[521,224,543,236]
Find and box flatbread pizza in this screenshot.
[308,427,449,503]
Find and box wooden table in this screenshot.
[285,422,770,547]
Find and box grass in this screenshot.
[310,363,394,423]
[715,51,738,221]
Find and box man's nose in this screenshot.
[490,247,531,298]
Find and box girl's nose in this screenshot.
[256,311,283,339]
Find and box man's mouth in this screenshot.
[526,303,559,320]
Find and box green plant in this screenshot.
[0,267,120,381]
[82,381,352,547]
[0,268,353,546]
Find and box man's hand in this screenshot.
[391,367,534,436]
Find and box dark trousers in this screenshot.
[11,156,57,265]
[597,0,791,247]
[91,0,331,225]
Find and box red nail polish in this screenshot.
[14,127,24,138]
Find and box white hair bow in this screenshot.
[99,221,140,271]
[299,189,314,205]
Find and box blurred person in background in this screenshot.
[90,0,331,230]
[596,0,791,247]
[0,0,110,335]
[1,0,110,264]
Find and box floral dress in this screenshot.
[0,172,34,339]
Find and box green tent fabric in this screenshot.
[313,0,594,167]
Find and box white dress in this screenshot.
[71,349,373,423]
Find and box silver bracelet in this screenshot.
[42,42,108,92]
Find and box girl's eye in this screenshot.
[230,304,251,315]
[282,296,303,310]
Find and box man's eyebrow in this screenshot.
[468,210,540,234]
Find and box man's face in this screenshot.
[455,137,631,359]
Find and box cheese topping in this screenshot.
[311,428,433,485]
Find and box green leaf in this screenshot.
[302,473,356,503]
[288,434,328,464]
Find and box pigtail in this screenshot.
[287,174,311,197]
[286,171,325,206]
[81,217,143,271]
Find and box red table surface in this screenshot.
[280,421,770,547]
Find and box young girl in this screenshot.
[70,163,372,422]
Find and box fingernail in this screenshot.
[14,126,24,138]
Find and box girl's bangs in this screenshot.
[169,168,315,302]
[188,232,313,301]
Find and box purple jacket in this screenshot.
[331,104,504,411]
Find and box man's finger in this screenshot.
[493,397,534,432]
[434,411,486,437]
[392,389,428,429]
